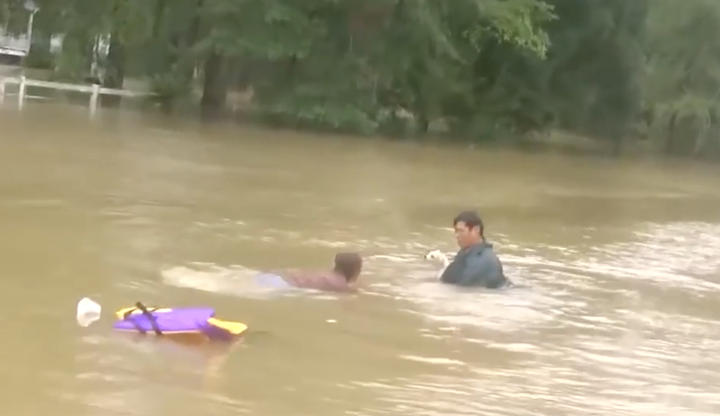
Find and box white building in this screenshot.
[0,0,39,58]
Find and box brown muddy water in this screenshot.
[2,103,720,416]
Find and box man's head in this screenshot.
[333,252,363,282]
[452,210,484,249]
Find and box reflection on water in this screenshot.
[2,106,720,416]
[349,225,720,416]
[586,223,720,285]
[71,334,246,416]
[156,219,720,415]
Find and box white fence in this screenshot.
[0,76,149,117]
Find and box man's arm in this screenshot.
[439,255,465,284]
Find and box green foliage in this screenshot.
[643,0,720,156]
[3,0,720,158]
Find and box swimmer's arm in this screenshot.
[320,284,358,293]
[332,280,359,293]
[342,284,359,293]
[317,276,358,293]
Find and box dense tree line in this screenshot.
[1,0,719,158]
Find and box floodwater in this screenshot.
[2,103,720,416]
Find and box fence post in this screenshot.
[89,84,100,118]
[18,76,26,110]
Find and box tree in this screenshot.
[5,0,720,160]
[644,0,720,158]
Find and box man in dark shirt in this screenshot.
[440,211,511,289]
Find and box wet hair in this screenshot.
[453,210,484,236]
[333,252,363,281]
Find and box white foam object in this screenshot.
[424,249,450,279]
[76,297,102,327]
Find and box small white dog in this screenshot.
[424,249,450,279]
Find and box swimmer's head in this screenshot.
[333,252,363,282]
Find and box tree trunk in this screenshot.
[200,50,228,121]
[101,33,126,107]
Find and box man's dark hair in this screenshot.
[453,210,484,235]
[334,252,363,281]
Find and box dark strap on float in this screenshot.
[122,302,163,336]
